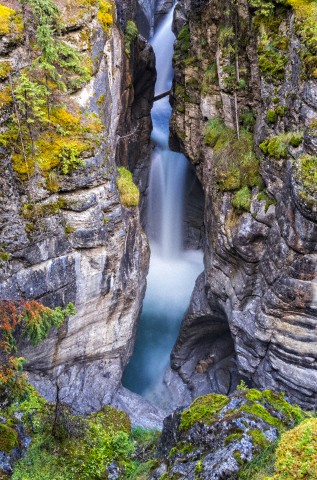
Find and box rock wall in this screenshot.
[169,0,317,409]
[0,0,155,413]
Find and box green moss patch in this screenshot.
[180,394,229,431]
[204,117,261,191]
[116,167,140,207]
[232,187,252,212]
[0,424,18,453]
[293,154,317,196]
[259,131,303,158]
[249,429,268,449]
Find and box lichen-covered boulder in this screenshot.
[155,387,306,480]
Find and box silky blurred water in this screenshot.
[123,6,203,401]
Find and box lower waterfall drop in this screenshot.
[123,7,203,405]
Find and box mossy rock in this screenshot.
[180,394,229,431]
[204,117,261,191]
[0,424,18,453]
[259,131,303,159]
[232,186,252,212]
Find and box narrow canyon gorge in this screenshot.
[0,0,317,478]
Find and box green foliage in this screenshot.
[204,117,261,191]
[125,20,138,57]
[266,418,317,480]
[173,25,191,66]
[0,423,19,452]
[225,433,244,445]
[240,388,306,430]
[180,394,229,431]
[21,198,66,219]
[24,303,75,346]
[58,145,85,174]
[232,186,252,212]
[201,62,218,95]
[249,429,268,449]
[259,131,303,158]
[248,0,278,17]
[9,391,159,480]
[286,0,317,78]
[204,117,228,148]
[293,154,317,196]
[0,251,10,262]
[0,60,11,80]
[116,167,140,207]
[267,109,277,123]
[177,25,191,54]
[240,111,256,131]
[2,0,98,184]
[0,300,75,403]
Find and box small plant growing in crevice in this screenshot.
[125,20,138,57]
[116,167,139,207]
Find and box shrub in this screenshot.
[267,418,317,480]
[0,300,75,402]
[10,399,156,480]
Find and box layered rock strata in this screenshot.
[169,0,317,408]
[0,0,154,413]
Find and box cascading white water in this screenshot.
[123,7,203,402]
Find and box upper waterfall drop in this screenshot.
[151,7,175,96]
[123,6,203,404]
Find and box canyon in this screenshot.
[0,0,317,438]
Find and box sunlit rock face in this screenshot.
[0,0,154,413]
[169,0,317,409]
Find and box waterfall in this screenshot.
[123,6,203,403]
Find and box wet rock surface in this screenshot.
[152,388,306,480]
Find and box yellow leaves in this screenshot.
[0,4,15,36]
[0,4,23,38]
[98,0,114,34]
